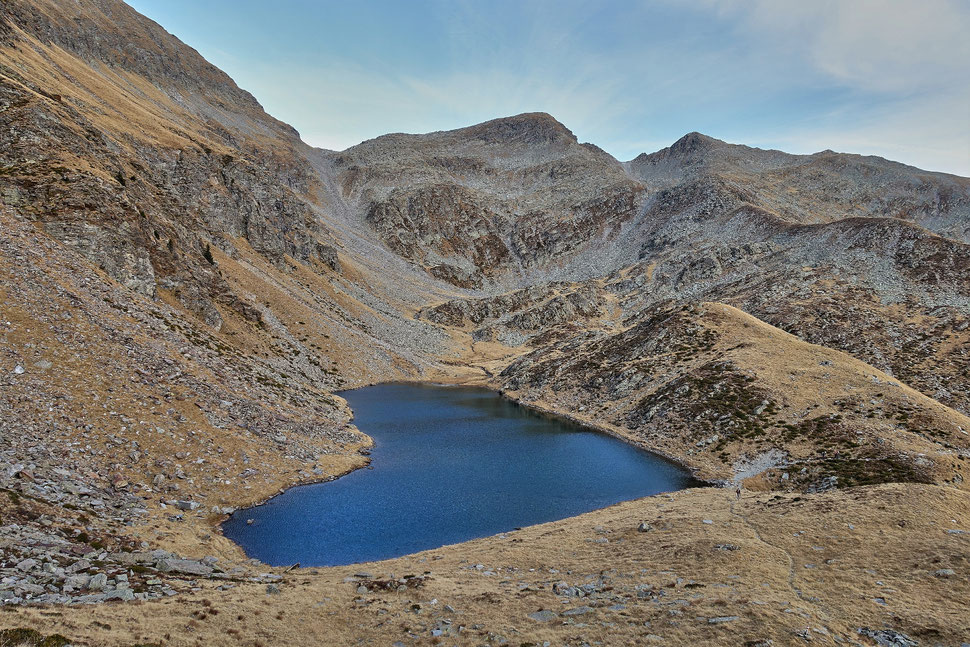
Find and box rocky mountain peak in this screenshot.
[458,112,578,146]
[669,131,722,155]
[629,131,725,168]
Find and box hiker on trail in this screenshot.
[736,484,741,500]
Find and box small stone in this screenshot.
[13,365,24,375]
[637,522,652,532]
[562,606,593,616]
[175,500,200,511]
[266,584,280,595]
[15,558,38,572]
[64,574,91,590]
[709,616,739,624]
[66,559,91,573]
[934,568,956,577]
[528,609,558,622]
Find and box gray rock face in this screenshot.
[627,132,970,243]
[104,588,135,601]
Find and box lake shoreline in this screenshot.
[222,382,702,566]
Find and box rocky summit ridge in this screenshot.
[1,1,969,645]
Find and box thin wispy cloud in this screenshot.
[128,0,970,175]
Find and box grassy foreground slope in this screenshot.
[7,485,970,645]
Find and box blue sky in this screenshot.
[128,0,970,176]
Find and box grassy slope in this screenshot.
[498,302,970,489]
[8,484,970,646]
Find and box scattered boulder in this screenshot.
[87,573,107,591]
[155,558,213,576]
[527,609,558,622]
[857,628,918,647]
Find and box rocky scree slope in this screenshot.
[0,206,372,605]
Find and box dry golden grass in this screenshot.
[4,484,968,646]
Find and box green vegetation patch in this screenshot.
[0,628,71,647]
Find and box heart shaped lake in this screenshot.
[221,383,700,566]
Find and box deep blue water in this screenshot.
[222,383,699,566]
